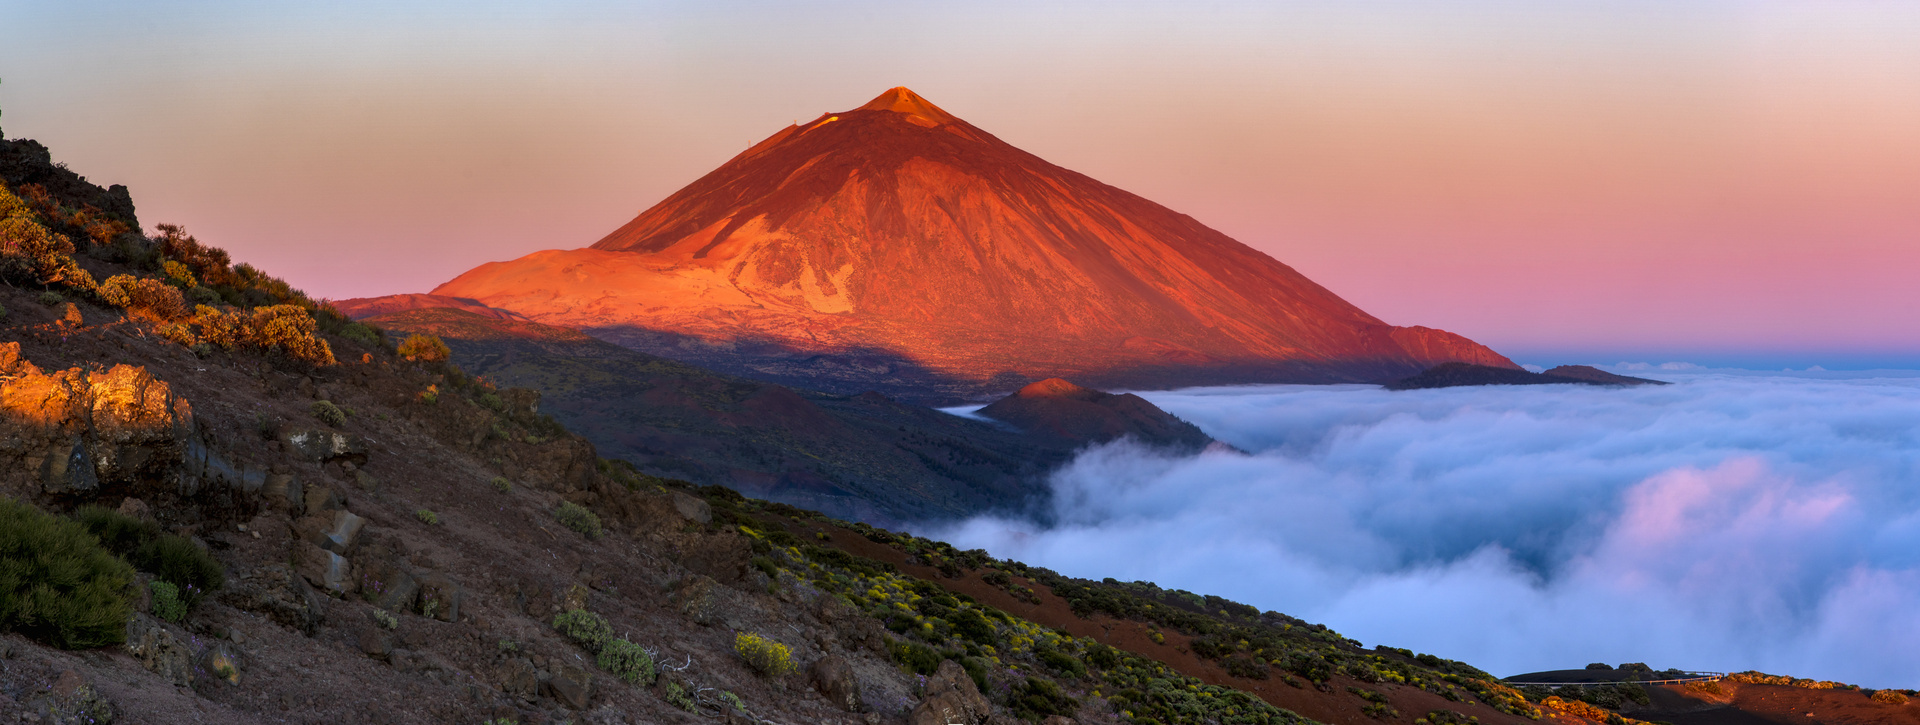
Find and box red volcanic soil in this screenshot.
[1629,682,1920,725]
[434,87,1514,393]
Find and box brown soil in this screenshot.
[1625,682,1920,725]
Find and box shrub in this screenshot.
[553,609,613,652]
[665,681,696,711]
[1,185,95,291]
[556,501,603,540]
[1037,646,1086,679]
[97,274,186,320]
[187,286,222,305]
[397,334,451,363]
[414,509,438,526]
[888,639,941,675]
[250,304,335,365]
[1871,689,1910,705]
[491,476,512,492]
[162,259,197,288]
[38,290,64,306]
[72,506,221,605]
[312,400,347,426]
[599,638,655,684]
[734,631,795,677]
[338,322,380,347]
[1011,677,1079,722]
[149,580,186,622]
[0,498,135,649]
[372,609,397,629]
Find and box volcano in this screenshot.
[434,87,1515,400]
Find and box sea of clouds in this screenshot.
[928,370,1920,687]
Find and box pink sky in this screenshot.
[3,1,1916,366]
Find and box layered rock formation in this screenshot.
[434,87,1515,401]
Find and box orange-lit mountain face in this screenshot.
[435,87,1514,401]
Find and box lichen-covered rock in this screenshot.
[220,564,326,635]
[283,428,368,464]
[125,614,193,687]
[498,657,539,702]
[27,670,117,724]
[672,575,720,626]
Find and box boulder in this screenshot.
[416,571,465,622]
[358,556,420,614]
[909,660,993,725]
[284,429,368,464]
[498,657,540,702]
[263,473,303,514]
[218,565,325,635]
[303,484,344,516]
[318,509,366,554]
[672,575,720,626]
[669,490,712,524]
[26,669,116,724]
[356,624,394,662]
[124,614,193,687]
[295,541,352,595]
[545,663,593,710]
[809,655,863,712]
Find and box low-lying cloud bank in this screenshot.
[927,374,1920,687]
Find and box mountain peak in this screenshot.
[853,86,956,124]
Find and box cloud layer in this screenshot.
[928,375,1920,687]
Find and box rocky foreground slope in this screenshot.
[431,87,1515,402]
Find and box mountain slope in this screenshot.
[434,87,1515,402]
[363,306,1073,524]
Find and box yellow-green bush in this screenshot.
[735,631,795,677]
[0,183,96,291]
[554,609,613,652]
[397,334,451,363]
[599,638,655,684]
[98,274,187,321]
[556,501,603,540]
[0,498,135,649]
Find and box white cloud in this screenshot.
[924,375,1920,687]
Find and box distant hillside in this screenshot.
[1387,363,1668,390]
[977,378,1214,451]
[365,306,1076,524]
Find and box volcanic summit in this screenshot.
[434,87,1515,399]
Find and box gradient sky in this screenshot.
[3,1,1917,367]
